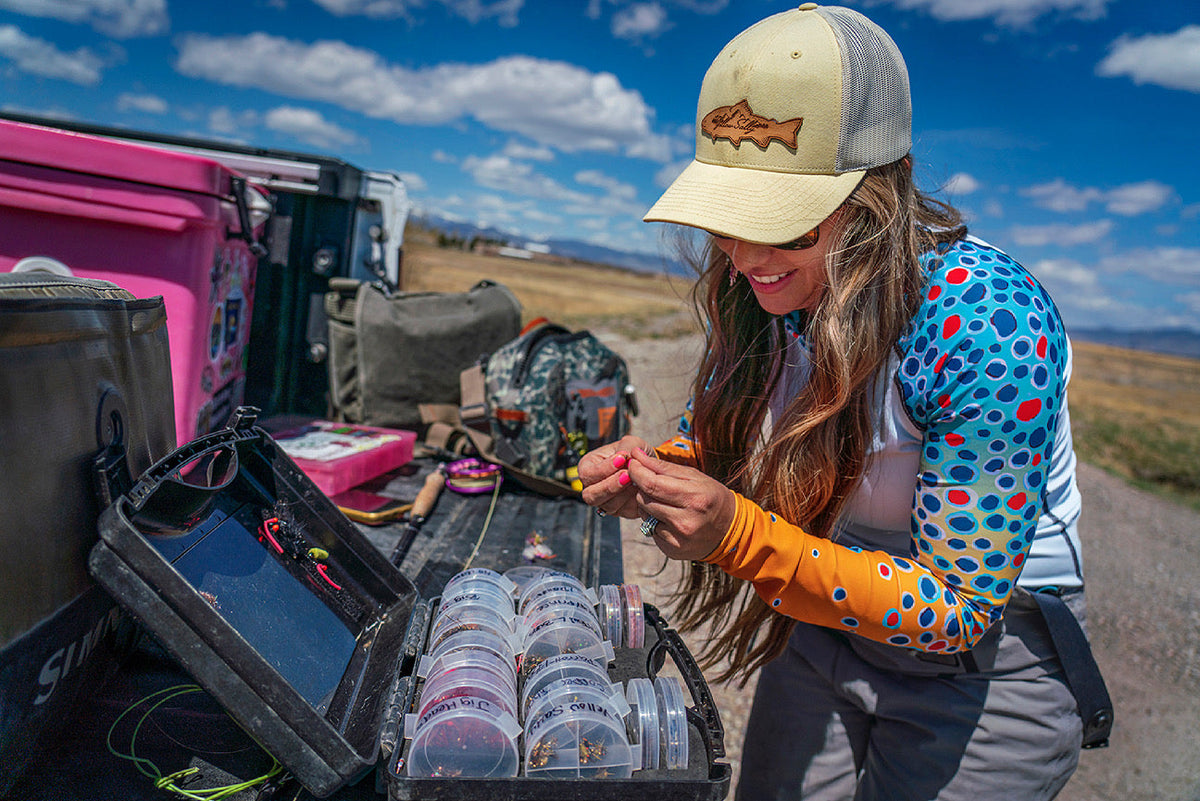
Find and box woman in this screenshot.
[580,5,1092,800]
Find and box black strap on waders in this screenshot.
[1030,589,1114,749]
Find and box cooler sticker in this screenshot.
[210,302,224,361]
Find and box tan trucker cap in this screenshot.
[644,3,911,244]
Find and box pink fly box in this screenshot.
[0,117,269,447]
[272,420,416,497]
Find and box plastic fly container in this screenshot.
[439,584,517,618]
[521,652,614,717]
[418,647,518,697]
[525,677,631,728]
[428,606,518,654]
[404,695,521,778]
[521,616,614,678]
[417,665,519,720]
[444,568,517,600]
[503,565,557,594]
[429,628,518,671]
[622,584,646,648]
[599,584,624,644]
[523,594,604,637]
[656,676,690,771]
[86,410,732,800]
[523,702,637,779]
[626,677,661,770]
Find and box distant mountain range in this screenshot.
[413,214,690,276]
[1069,327,1200,360]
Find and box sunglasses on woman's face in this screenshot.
[770,226,820,250]
[710,225,820,251]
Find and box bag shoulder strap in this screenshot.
[1030,590,1114,748]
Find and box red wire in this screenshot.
[258,519,284,554]
[316,564,342,591]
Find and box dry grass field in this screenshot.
[1068,341,1200,509]
[401,227,702,339]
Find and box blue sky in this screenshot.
[1,0,1198,333]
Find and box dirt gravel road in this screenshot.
[600,329,1200,801]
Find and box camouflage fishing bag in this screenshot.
[458,319,636,496]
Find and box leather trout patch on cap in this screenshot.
[701,100,803,149]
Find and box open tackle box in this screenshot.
[88,409,731,799]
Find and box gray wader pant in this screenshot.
[736,588,1085,801]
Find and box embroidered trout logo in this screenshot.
[701,99,803,149]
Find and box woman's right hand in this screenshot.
[578,434,651,519]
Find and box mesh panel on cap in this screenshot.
[817,6,912,172]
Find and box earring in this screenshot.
[728,263,737,287]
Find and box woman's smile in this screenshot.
[713,220,837,314]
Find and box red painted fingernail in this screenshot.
[618,472,631,487]
[612,454,627,469]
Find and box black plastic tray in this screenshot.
[89,409,420,797]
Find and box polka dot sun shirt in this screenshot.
[659,238,1071,653]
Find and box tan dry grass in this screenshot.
[1069,340,1200,429]
[1067,340,1200,505]
[400,236,700,339]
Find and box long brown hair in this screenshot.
[669,158,967,684]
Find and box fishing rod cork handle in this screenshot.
[411,467,447,523]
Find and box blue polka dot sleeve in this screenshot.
[894,238,1069,642]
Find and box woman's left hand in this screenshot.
[625,448,738,562]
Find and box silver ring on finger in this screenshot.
[640,516,659,538]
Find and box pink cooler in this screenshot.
[0,118,268,446]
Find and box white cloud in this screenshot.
[1028,256,1198,332]
[1028,257,1101,289]
[1021,178,1174,216]
[669,0,728,12]
[1021,179,1103,212]
[175,34,665,158]
[502,140,555,161]
[575,169,638,201]
[612,3,669,41]
[1097,25,1200,93]
[1179,292,1200,316]
[462,154,588,204]
[1009,219,1113,247]
[264,106,364,149]
[116,92,167,113]
[1103,180,1176,216]
[311,0,523,26]
[653,158,690,189]
[397,171,427,192]
[872,0,1111,28]
[0,0,167,38]
[459,153,644,225]
[943,172,980,195]
[206,106,258,136]
[0,25,106,84]
[431,149,457,163]
[1098,247,1200,287]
